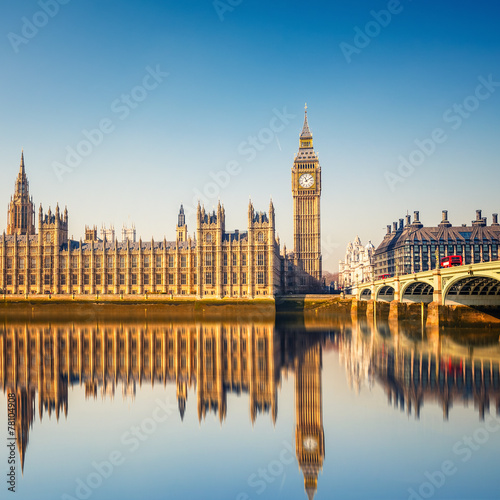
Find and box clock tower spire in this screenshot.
[292,105,322,292]
[300,104,313,147]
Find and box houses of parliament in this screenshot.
[0,107,323,298]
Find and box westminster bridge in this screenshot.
[357,260,500,306]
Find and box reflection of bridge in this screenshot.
[357,261,500,306]
[340,317,500,421]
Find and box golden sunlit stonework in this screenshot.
[0,108,323,297]
[286,104,322,293]
[6,151,35,237]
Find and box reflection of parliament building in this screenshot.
[0,107,323,297]
[2,318,500,497]
[0,320,326,499]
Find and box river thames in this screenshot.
[1,310,499,500]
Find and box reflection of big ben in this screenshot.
[292,104,322,292]
[295,337,325,500]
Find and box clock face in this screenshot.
[299,173,314,188]
[303,436,318,452]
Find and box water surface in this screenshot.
[1,312,499,500]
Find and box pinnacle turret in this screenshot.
[7,150,36,235]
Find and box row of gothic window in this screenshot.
[3,251,271,269]
[3,271,270,287]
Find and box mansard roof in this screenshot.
[375,224,500,255]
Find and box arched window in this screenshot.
[45,233,51,243]
[257,232,264,242]
[206,233,212,243]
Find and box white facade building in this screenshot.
[339,236,374,293]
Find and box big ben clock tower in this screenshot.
[292,105,322,292]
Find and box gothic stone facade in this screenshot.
[0,198,280,298]
[1,109,322,297]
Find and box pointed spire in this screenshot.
[178,398,186,421]
[19,442,26,475]
[248,198,254,220]
[20,149,25,174]
[300,103,312,140]
[305,486,316,500]
[269,198,274,213]
[178,203,186,227]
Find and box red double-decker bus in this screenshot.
[440,255,463,268]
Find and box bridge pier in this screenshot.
[426,302,443,327]
[366,299,376,319]
[375,301,390,320]
[351,299,368,318]
[394,277,401,302]
[432,270,443,305]
[389,300,426,323]
[388,301,402,322]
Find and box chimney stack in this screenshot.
[473,209,486,226]
[439,210,451,228]
[399,219,404,231]
[393,222,398,233]
[387,225,392,235]
[412,211,423,228]
[492,213,499,226]
[405,215,411,226]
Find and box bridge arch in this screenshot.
[359,288,372,301]
[401,281,434,303]
[375,285,395,302]
[443,273,500,306]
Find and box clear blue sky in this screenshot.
[1,0,500,271]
